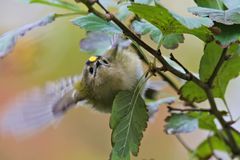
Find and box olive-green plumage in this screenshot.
[54,49,143,114]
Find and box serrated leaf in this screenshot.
[22,0,82,12]
[180,81,207,103]
[165,112,216,134]
[72,13,122,34]
[162,34,184,49]
[214,23,240,46]
[80,32,131,55]
[128,3,213,42]
[201,42,240,99]
[181,42,240,102]
[131,20,162,43]
[165,113,198,134]
[193,134,230,159]
[194,0,225,9]
[110,78,148,159]
[223,0,240,9]
[189,112,217,131]
[193,128,240,159]
[0,13,55,58]
[189,6,240,25]
[132,20,184,49]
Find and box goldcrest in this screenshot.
[0,48,144,136]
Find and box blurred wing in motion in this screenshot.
[1,75,83,137]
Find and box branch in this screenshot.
[170,53,189,74]
[204,88,240,155]
[176,135,193,153]
[76,0,240,156]
[208,47,228,87]
[167,106,211,113]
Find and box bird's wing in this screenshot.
[0,75,83,137]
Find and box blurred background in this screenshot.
[0,0,240,160]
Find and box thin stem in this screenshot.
[204,88,240,155]
[170,53,189,74]
[176,134,193,153]
[223,98,233,122]
[167,106,210,113]
[208,47,228,87]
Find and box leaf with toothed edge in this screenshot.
[72,13,122,34]
[188,6,240,25]
[192,134,230,159]
[180,42,240,102]
[165,112,217,134]
[110,76,149,160]
[129,3,213,42]
[131,20,184,49]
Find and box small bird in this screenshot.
[0,48,144,136]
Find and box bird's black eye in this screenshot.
[89,67,94,74]
[102,59,109,64]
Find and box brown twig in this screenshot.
[167,106,211,113]
[176,135,193,153]
[207,47,228,87]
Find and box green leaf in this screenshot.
[110,78,148,159]
[180,81,207,103]
[199,42,223,82]
[189,112,217,131]
[232,129,240,148]
[72,13,122,33]
[22,0,82,12]
[128,3,213,42]
[165,113,198,134]
[214,23,240,46]
[181,42,240,102]
[131,20,162,43]
[132,20,184,49]
[0,13,55,58]
[194,0,225,9]
[165,112,217,134]
[189,6,240,25]
[213,44,240,99]
[162,34,184,49]
[201,42,240,99]
[193,134,230,159]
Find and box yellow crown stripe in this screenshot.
[88,56,98,62]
